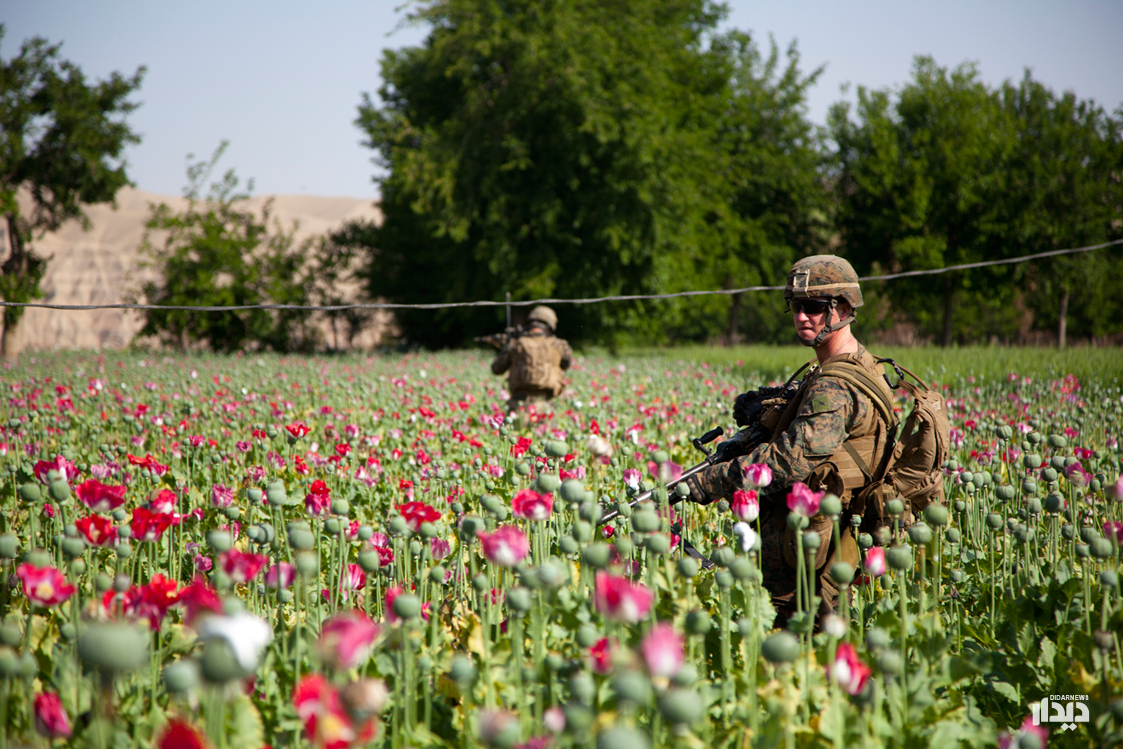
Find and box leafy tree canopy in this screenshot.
[351,0,826,348]
[0,25,144,354]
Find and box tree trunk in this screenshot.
[1057,288,1069,349]
[726,291,743,346]
[941,276,955,348]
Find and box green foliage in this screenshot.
[135,143,320,352]
[350,0,825,348]
[0,25,143,349]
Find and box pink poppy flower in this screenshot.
[594,572,653,623]
[34,691,71,739]
[430,537,451,560]
[477,525,529,568]
[74,479,127,513]
[786,482,823,518]
[33,454,78,484]
[998,716,1048,749]
[177,576,223,626]
[219,549,268,584]
[148,489,177,514]
[864,547,887,577]
[319,610,380,671]
[337,564,366,602]
[589,637,613,674]
[511,489,554,521]
[622,469,642,490]
[742,463,773,489]
[305,479,330,516]
[17,564,76,608]
[266,562,295,590]
[827,642,871,695]
[642,622,684,678]
[293,673,376,749]
[211,483,235,508]
[1104,521,1123,545]
[731,489,759,522]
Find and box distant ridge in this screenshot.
[6,188,383,353]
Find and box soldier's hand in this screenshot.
[732,390,764,428]
[682,465,727,505]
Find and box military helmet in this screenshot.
[785,255,863,309]
[527,305,558,331]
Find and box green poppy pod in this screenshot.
[658,688,703,725]
[570,670,597,705]
[537,474,562,493]
[886,546,913,570]
[829,562,854,586]
[1100,570,1119,589]
[357,551,381,573]
[711,546,736,567]
[954,500,967,512]
[582,543,612,569]
[19,483,41,503]
[1022,479,1038,496]
[449,655,477,687]
[0,534,19,559]
[265,481,288,506]
[1049,456,1066,472]
[685,610,710,635]
[801,532,821,551]
[388,515,409,536]
[515,462,531,477]
[820,494,843,518]
[676,557,699,578]
[645,533,671,555]
[1041,467,1059,483]
[116,541,133,559]
[924,505,949,526]
[729,557,754,581]
[960,472,974,485]
[545,440,569,458]
[62,537,86,559]
[994,485,1016,502]
[945,528,961,544]
[596,725,651,749]
[79,623,148,674]
[866,627,891,650]
[613,671,654,706]
[429,565,447,584]
[1014,524,1032,543]
[330,498,350,517]
[907,523,933,546]
[1023,454,1042,469]
[294,553,319,578]
[631,509,660,534]
[885,499,905,516]
[506,587,533,613]
[1075,543,1090,559]
[207,530,234,553]
[559,536,579,555]
[419,522,438,539]
[392,593,422,619]
[480,494,503,514]
[614,536,634,558]
[1048,434,1067,449]
[652,449,670,464]
[1090,537,1114,559]
[575,623,601,649]
[288,529,314,551]
[761,631,799,663]
[559,479,586,504]
[48,479,70,503]
[1080,526,1097,544]
[786,513,809,531]
[564,703,594,734]
[163,659,201,694]
[950,569,966,583]
[715,570,734,589]
[1026,498,1042,516]
[1061,524,1075,541]
[674,483,691,498]
[571,521,593,543]
[1043,491,1064,514]
[459,515,485,541]
[0,623,20,647]
[985,513,1003,530]
[875,650,903,675]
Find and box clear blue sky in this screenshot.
[5,1,1122,198]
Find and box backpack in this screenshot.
[508,334,564,395]
[820,358,950,540]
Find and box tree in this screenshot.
[0,26,144,355]
[135,144,319,353]
[829,57,1017,346]
[998,74,1123,346]
[353,0,750,348]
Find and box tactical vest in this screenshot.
[771,348,899,507]
[508,334,565,396]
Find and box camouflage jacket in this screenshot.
[693,346,894,507]
[491,331,573,397]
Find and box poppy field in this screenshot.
[0,348,1120,749]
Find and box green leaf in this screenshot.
[226,693,265,749]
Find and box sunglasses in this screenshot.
[788,299,833,316]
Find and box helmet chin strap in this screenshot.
[798,298,856,348]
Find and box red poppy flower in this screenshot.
[177,576,223,626]
[33,691,71,739]
[131,507,174,542]
[219,549,269,584]
[397,501,440,532]
[286,421,311,438]
[74,479,127,513]
[75,515,118,547]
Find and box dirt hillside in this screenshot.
[6,188,384,353]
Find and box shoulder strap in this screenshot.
[818,360,898,430]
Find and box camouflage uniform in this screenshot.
[688,256,895,628]
[491,306,572,412]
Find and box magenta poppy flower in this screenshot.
[827,642,871,695]
[731,489,759,522]
[786,482,823,518]
[589,637,613,674]
[318,610,380,670]
[34,691,71,739]
[266,562,295,590]
[742,463,773,489]
[131,507,174,542]
[511,489,554,521]
[17,564,76,608]
[642,622,684,678]
[74,479,127,513]
[1104,521,1123,545]
[594,571,653,623]
[337,564,366,602]
[148,489,177,514]
[211,484,235,508]
[864,547,887,577]
[33,455,78,484]
[477,525,529,568]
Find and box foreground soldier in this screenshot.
[685,255,896,628]
[491,306,573,412]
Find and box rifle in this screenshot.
[473,325,527,348]
[596,376,803,565]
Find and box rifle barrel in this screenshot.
[597,458,712,526]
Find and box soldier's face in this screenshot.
[791,299,841,343]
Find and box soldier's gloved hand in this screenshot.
[681,463,729,506]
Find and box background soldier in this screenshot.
[491,305,573,412]
[686,255,896,628]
